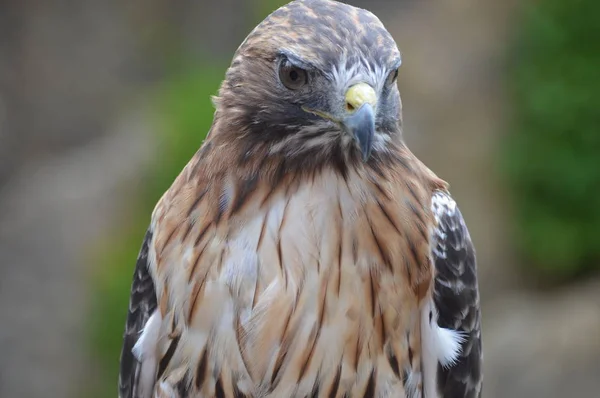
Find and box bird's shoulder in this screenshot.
[429,190,483,398]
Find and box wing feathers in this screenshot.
[119,229,158,398]
[430,191,483,398]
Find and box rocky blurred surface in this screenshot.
[0,93,8,186]
[0,109,156,398]
[0,1,598,397]
[0,3,156,393]
[0,0,146,162]
[483,278,600,397]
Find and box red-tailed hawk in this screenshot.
[118,1,483,397]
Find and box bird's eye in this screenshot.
[279,59,308,90]
[386,68,399,87]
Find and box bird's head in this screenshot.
[214,0,403,167]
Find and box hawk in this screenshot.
[118,1,483,397]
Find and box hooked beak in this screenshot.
[343,83,377,161]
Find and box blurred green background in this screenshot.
[0,1,598,397]
[505,0,600,280]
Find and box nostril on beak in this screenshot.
[345,83,377,115]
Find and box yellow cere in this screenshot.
[345,83,377,112]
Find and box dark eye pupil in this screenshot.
[279,60,307,90]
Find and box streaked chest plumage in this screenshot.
[147,166,438,397]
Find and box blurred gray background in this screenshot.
[1,1,598,397]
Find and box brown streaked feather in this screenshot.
[386,344,401,380]
[365,212,393,272]
[363,368,377,398]
[376,199,403,236]
[145,140,442,396]
[377,304,387,351]
[187,258,214,324]
[157,335,181,381]
[327,363,343,398]
[215,376,226,398]
[270,305,294,387]
[194,347,208,390]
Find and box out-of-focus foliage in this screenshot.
[505,0,600,279]
[87,67,223,397]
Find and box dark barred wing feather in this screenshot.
[118,229,157,398]
[431,192,483,398]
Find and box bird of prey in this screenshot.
[118,0,483,397]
